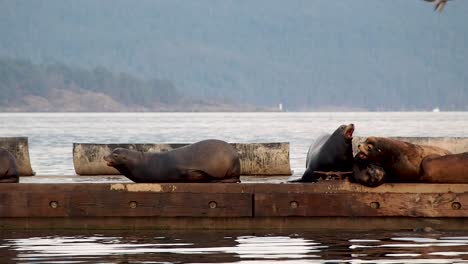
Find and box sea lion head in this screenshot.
[335,123,354,142]
[104,148,135,167]
[353,160,386,187]
[362,164,386,187]
[357,137,383,161]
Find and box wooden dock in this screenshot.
[2,175,468,231]
[2,137,468,231]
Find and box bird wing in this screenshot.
[435,1,447,13]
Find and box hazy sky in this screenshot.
[1,0,467,109]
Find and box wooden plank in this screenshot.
[251,181,468,194]
[1,217,468,231]
[68,192,252,217]
[0,137,35,176]
[2,182,468,219]
[6,181,468,194]
[73,142,291,176]
[255,192,468,217]
[14,178,468,195]
[0,184,252,218]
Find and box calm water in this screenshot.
[3,230,468,263]
[0,112,466,175]
[0,112,468,263]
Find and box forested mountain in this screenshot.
[0,58,247,111]
[0,0,467,111]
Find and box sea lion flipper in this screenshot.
[0,176,19,183]
[291,168,319,183]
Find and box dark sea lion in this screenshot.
[104,139,241,183]
[356,137,451,182]
[420,152,468,183]
[292,124,354,182]
[0,147,19,183]
[352,157,386,187]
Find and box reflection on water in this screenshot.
[2,231,468,263]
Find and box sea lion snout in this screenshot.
[357,143,370,159]
[104,148,128,167]
[344,123,354,139]
[103,153,116,166]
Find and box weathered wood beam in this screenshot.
[1,182,468,219]
[1,217,467,231]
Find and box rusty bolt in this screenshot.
[209,201,217,209]
[370,202,380,209]
[290,201,299,209]
[452,202,462,210]
[129,201,138,209]
[49,201,59,209]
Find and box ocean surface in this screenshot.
[0,112,467,263]
[0,112,466,176]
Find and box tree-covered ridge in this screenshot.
[0,58,181,111]
[1,1,467,111]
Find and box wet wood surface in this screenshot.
[1,181,468,220]
[255,192,468,217]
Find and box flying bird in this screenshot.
[423,0,451,13]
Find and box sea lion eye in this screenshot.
[113,154,119,158]
[367,145,372,151]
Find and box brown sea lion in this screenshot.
[0,147,19,183]
[104,139,241,183]
[420,152,468,183]
[352,158,386,187]
[356,137,451,182]
[291,124,354,182]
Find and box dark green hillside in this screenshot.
[0,58,180,111]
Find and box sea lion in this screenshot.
[420,152,468,183]
[352,158,386,187]
[292,124,354,182]
[104,139,241,183]
[356,137,451,182]
[0,147,19,183]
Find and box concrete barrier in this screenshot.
[73,142,291,176]
[0,137,35,176]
